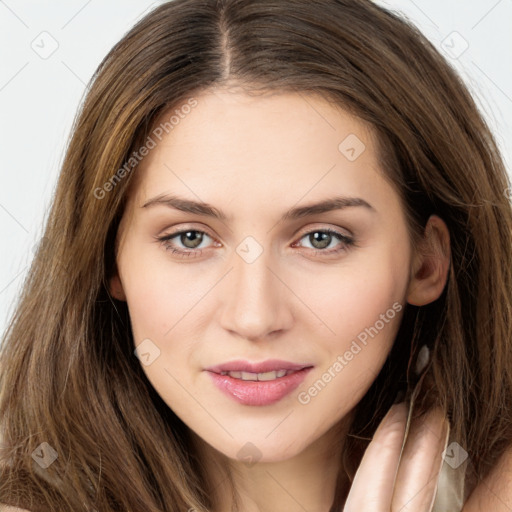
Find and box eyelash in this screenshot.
[155,227,355,259]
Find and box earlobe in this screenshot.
[406,215,451,306]
[109,273,127,301]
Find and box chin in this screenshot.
[205,429,315,465]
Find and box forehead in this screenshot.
[127,88,395,217]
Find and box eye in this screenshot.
[293,228,354,256]
[156,229,217,258]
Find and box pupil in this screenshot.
[182,231,203,249]
[311,232,330,249]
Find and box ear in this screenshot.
[109,270,127,301]
[406,215,451,306]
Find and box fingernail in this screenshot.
[393,388,406,404]
[386,401,407,423]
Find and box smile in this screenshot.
[205,361,313,406]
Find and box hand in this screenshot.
[343,401,450,512]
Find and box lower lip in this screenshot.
[206,368,312,406]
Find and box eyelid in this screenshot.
[158,223,217,239]
[294,222,353,239]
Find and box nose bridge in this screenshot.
[219,237,292,340]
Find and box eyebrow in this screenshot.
[141,193,375,221]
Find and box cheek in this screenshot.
[304,250,409,346]
[295,275,405,422]
[119,244,212,342]
[118,250,207,420]
[295,251,408,403]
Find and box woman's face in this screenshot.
[112,88,417,463]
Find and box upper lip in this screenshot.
[205,359,313,374]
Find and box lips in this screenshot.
[204,359,313,406]
[205,359,311,374]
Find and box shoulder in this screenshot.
[463,445,512,511]
[0,505,32,512]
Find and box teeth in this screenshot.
[258,370,287,380]
[222,369,291,381]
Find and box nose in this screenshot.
[219,243,294,342]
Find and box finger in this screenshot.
[391,406,450,512]
[343,402,408,512]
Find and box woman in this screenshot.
[1,0,511,510]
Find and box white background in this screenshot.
[1,0,511,340]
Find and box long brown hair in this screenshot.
[1,0,511,510]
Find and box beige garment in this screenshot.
[401,370,471,512]
[429,421,471,511]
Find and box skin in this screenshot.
[109,87,452,511]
